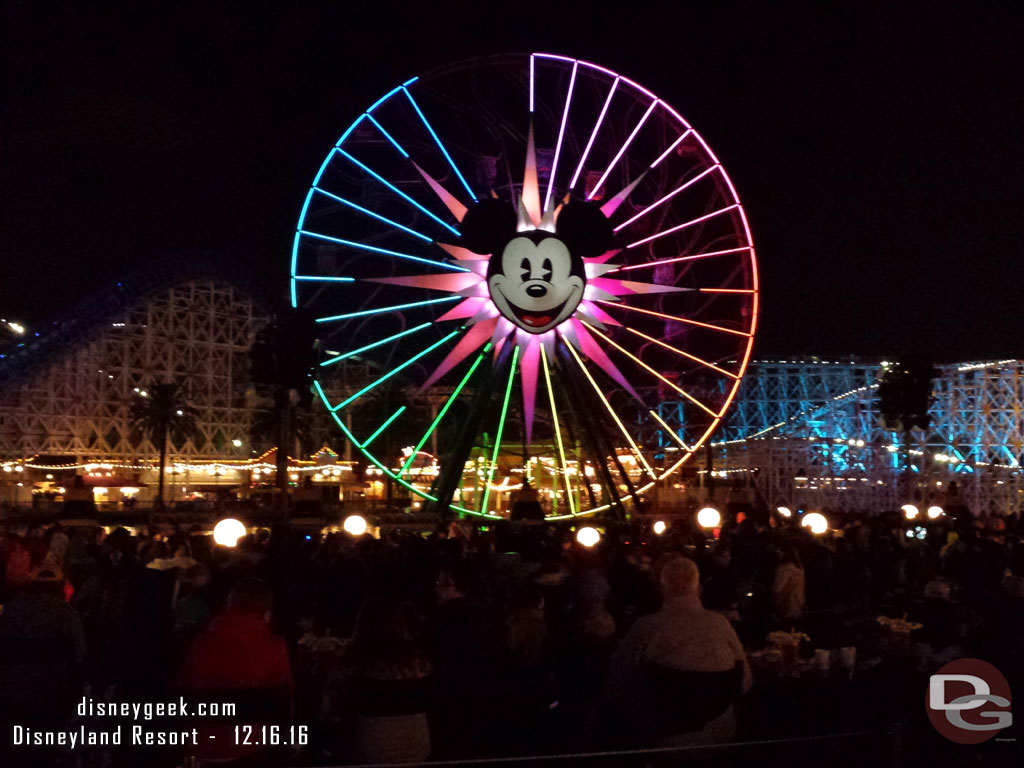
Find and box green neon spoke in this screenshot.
[480,346,519,515]
[334,330,461,411]
[360,406,406,449]
[321,323,432,367]
[541,344,576,516]
[399,348,489,477]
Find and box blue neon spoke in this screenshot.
[366,114,409,158]
[299,230,468,272]
[313,188,431,242]
[320,322,433,366]
[333,330,461,410]
[401,86,477,202]
[336,149,461,237]
[316,295,459,324]
[361,406,407,448]
[294,275,355,283]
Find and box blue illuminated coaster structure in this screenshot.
[292,53,758,519]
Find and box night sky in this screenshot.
[2,2,1022,363]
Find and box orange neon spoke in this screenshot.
[622,326,738,380]
[595,300,752,337]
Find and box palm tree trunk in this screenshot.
[157,426,168,511]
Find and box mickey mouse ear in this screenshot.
[458,199,517,255]
[555,200,614,259]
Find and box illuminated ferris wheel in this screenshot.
[290,53,758,519]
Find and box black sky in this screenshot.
[2,1,1022,363]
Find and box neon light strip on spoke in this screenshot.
[366,114,408,157]
[570,77,619,190]
[650,129,692,169]
[581,322,718,417]
[399,347,489,477]
[626,204,739,248]
[529,55,535,112]
[540,344,576,516]
[300,230,468,272]
[622,326,738,379]
[596,300,752,338]
[649,409,691,452]
[360,407,407,448]
[320,322,432,366]
[366,86,403,114]
[561,337,656,480]
[337,150,461,236]
[699,288,756,294]
[544,61,578,211]
[316,296,459,324]
[588,99,658,201]
[333,330,461,410]
[612,165,720,232]
[313,188,432,242]
[480,346,519,515]
[402,87,477,201]
[293,275,354,283]
[609,247,752,273]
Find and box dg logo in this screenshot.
[927,658,1013,744]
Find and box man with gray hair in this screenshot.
[606,553,751,745]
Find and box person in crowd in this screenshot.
[772,541,806,623]
[606,554,751,747]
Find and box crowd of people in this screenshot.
[0,503,1022,766]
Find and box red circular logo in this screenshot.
[926,658,1013,744]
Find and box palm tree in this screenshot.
[130,383,200,508]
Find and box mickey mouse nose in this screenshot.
[526,284,548,298]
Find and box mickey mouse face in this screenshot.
[488,234,584,333]
[459,198,614,335]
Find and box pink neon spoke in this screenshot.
[569,77,619,190]
[612,165,720,233]
[544,61,578,211]
[577,300,622,327]
[587,99,659,201]
[523,123,541,226]
[570,319,641,400]
[623,326,738,379]
[626,204,739,249]
[649,129,692,169]
[596,300,752,337]
[421,317,498,390]
[587,277,686,296]
[582,322,718,417]
[608,246,752,273]
[529,54,535,112]
[411,162,467,222]
[699,288,756,294]
[520,338,540,444]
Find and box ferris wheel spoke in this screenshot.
[398,346,490,478]
[336,149,462,237]
[330,329,462,411]
[293,275,355,283]
[313,188,432,242]
[358,406,408,449]
[699,288,756,294]
[648,409,692,452]
[650,129,693,169]
[580,321,719,418]
[607,246,753,274]
[544,60,578,211]
[561,338,656,480]
[479,346,519,514]
[540,343,576,516]
[365,114,409,158]
[401,86,477,202]
[315,296,460,324]
[587,99,658,201]
[299,230,468,273]
[596,300,752,338]
[625,204,740,249]
[622,326,739,380]
[612,164,721,233]
[320,322,433,367]
[569,76,619,191]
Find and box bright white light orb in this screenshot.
[927,505,944,520]
[653,520,667,535]
[576,526,601,547]
[697,507,721,529]
[901,504,919,520]
[213,518,247,548]
[801,512,829,535]
[776,506,793,518]
[343,514,368,536]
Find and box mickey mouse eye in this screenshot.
[541,258,553,282]
[519,257,531,280]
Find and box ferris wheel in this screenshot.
[291,53,758,519]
